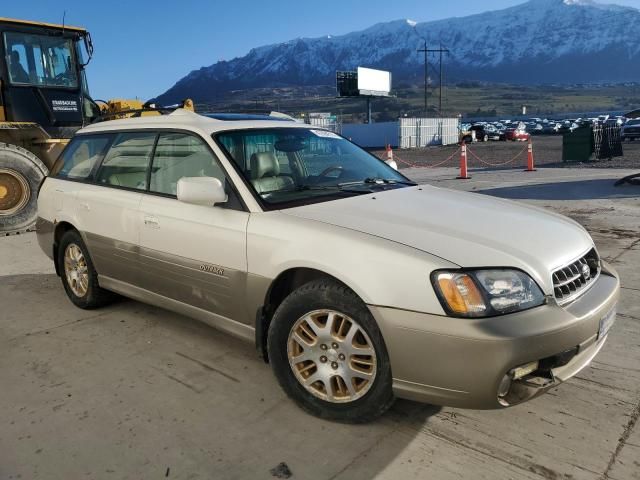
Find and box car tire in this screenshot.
[267,279,394,423]
[58,230,115,309]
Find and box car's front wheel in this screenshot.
[268,279,394,423]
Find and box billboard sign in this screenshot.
[337,67,392,98]
[357,67,392,97]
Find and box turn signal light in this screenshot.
[436,273,486,315]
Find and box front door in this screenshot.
[137,132,250,325]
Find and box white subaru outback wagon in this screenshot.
[37,110,619,423]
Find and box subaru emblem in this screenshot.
[581,263,591,280]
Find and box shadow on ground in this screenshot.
[480,178,640,201]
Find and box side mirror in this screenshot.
[177,177,227,206]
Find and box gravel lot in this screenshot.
[373,136,640,171]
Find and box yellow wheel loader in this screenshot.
[0,17,192,234]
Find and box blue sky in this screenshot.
[3,0,638,100]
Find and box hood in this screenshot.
[282,185,594,294]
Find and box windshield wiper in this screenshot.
[295,184,372,195]
[338,178,417,187]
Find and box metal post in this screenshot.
[417,41,428,116]
[439,46,443,116]
[424,41,428,116]
[367,97,372,124]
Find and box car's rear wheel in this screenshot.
[58,230,115,309]
[268,279,394,423]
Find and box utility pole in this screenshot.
[417,40,428,116]
[417,43,450,116]
[439,44,447,115]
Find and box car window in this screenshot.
[216,128,408,207]
[52,135,113,180]
[96,132,156,191]
[150,132,226,196]
[218,132,292,173]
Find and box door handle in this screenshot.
[79,202,90,211]
[144,216,159,228]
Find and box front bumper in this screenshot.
[369,263,619,409]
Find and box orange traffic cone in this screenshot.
[525,138,536,172]
[457,142,471,179]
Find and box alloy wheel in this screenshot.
[64,244,89,298]
[287,309,377,403]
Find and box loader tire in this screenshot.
[0,143,49,236]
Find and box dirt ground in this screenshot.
[372,136,640,171]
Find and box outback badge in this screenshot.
[199,264,225,276]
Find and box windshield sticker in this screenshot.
[310,130,341,139]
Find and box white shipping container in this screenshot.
[399,118,460,148]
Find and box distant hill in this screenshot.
[154,0,640,104]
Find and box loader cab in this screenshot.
[0,18,97,134]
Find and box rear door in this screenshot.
[137,132,251,325]
[75,131,156,283]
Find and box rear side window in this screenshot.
[150,132,226,195]
[52,135,112,180]
[96,132,156,191]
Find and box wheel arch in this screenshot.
[255,267,360,363]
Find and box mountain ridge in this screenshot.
[155,0,640,104]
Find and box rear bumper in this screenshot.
[35,216,55,261]
[369,263,620,409]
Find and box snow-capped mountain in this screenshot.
[155,0,640,104]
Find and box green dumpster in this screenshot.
[562,126,593,162]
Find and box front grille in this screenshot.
[552,249,600,304]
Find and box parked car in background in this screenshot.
[530,123,544,135]
[501,127,531,142]
[622,119,640,141]
[470,125,490,142]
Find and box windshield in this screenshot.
[215,128,412,207]
[4,32,78,88]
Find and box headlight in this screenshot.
[431,269,545,318]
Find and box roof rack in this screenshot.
[203,111,297,122]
